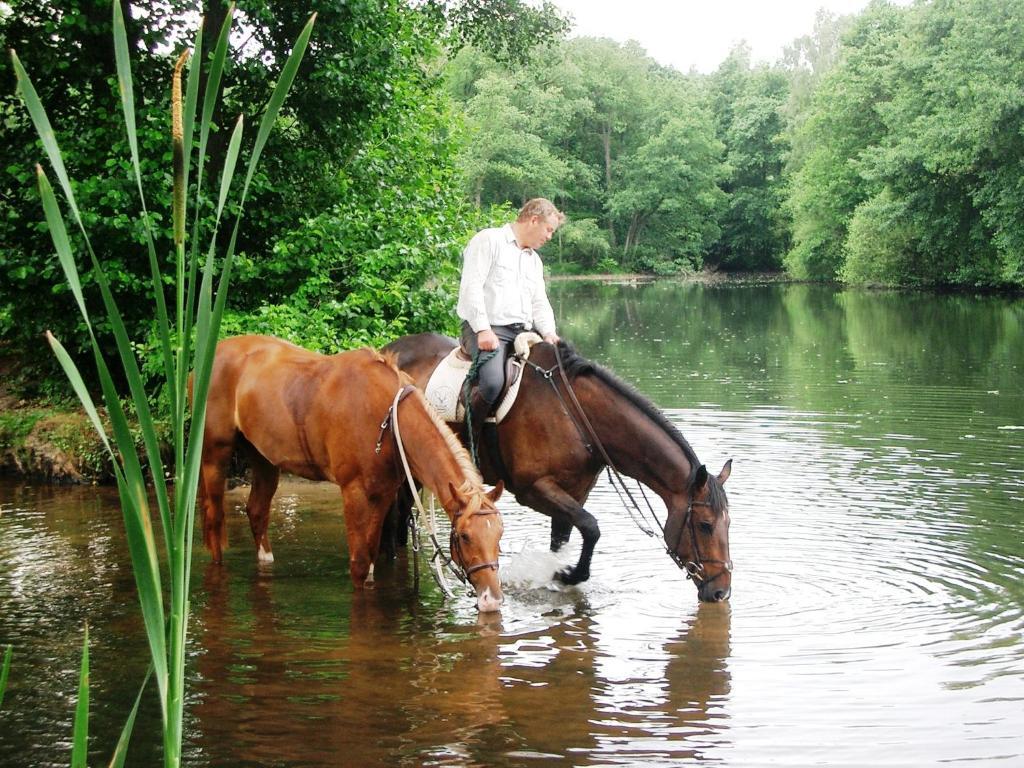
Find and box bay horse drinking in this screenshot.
[197,335,505,612]
[383,334,732,602]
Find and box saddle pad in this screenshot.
[423,347,471,422]
[423,333,541,424]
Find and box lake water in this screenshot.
[1,281,1023,766]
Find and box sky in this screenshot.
[548,0,902,74]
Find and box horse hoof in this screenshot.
[554,567,589,586]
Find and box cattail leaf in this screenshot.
[240,14,316,201]
[9,51,84,230]
[84,248,173,556]
[216,115,244,218]
[36,168,89,323]
[45,333,116,463]
[112,2,139,174]
[107,665,151,768]
[0,644,12,711]
[71,625,89,768]
[194,3,234,221]
[112,1,176,414]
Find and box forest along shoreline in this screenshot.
[0,271,786,484]
[4,270,1019,485]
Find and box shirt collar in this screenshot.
[503,223,533,253]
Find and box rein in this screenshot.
[527,344,732,583]
[380,384,499,596]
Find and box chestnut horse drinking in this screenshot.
[384,334,732,603]
[197,335,505,612]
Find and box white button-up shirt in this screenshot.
[456,224,557,336]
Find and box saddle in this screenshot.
[423,332,542,423]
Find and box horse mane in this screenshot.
[376,347,486,495]
[555,341,706,486]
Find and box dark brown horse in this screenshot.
[384,333,732,602]
[196,335,505,612]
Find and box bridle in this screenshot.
[669,497,733,585]
[526,343,733,582]
[378,384,501,591]
[450,508,501,578]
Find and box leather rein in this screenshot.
[521,345,732,584]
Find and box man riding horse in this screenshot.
[457,198,564,457]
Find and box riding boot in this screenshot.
[465,389,493,466]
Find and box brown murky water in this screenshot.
[2,282,1023,766]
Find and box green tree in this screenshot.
[845,0,1024,286]
[707,48,791,270]
[435,0,570,66]
[609,112,726,273]
[455,70,571,205]
[562,38,655,248]
[783,1,906,280]
[1,1,476,390]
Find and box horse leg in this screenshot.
[550,516,573,552]
[199,439,235,564]
[522,478,600,586]
[242,444,280,563]
[380,483,413,560]
[341,484,390,587]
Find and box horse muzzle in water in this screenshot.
[474,581,503,612]
[696,568,732,603]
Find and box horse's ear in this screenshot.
[487,479,504,504]
[718,459,732,485]
[448,481,466,504]
[693,464,709,491]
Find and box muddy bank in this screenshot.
[0,400,115,484]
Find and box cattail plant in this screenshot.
[10,4,314,765]
[0,644,11,711]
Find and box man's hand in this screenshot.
[543,332,560,345]
[477,328,499,351]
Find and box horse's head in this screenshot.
[664,461,732,602]
[449,480,505,612]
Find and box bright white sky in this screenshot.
[549,0,906,73]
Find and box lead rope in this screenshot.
[386,386,467,598]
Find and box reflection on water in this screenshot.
[2,281,1023,765]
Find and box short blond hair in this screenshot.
[517,198,565,225]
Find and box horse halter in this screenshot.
[449,508,501,579]
[670,497,733,584]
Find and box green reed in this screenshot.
[0,644,11,711]
[11,5,314,765]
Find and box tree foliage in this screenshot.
[0,0,511,391]
[448,37,725,274]
[4,0,1023,396]
[785,0,1024,286]
[707,47,791,271]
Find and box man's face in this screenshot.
[524,214,560,250]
